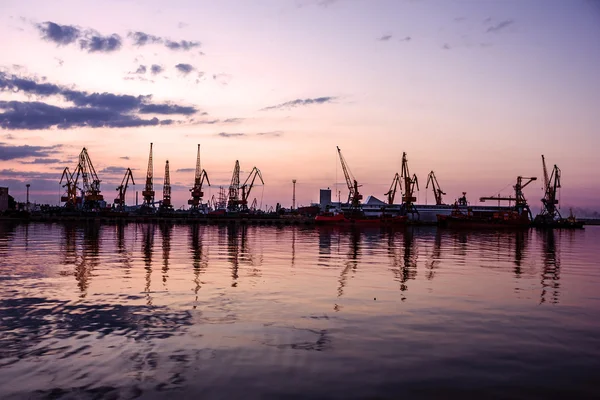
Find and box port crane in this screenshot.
[141,143,155,207]
[76,147,103,208]
[425,171,445,205]
[227,161,264,211]
[240,167,264,211]
[337,146,362,208]
[161,160,172,210]
[384,173,401,205]
[400,152,419,217]
[114,168,135,209]
[536,155,561,222]
[480,176,537,219]
[188,144,210,209]
[60,167,79,208]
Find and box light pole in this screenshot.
[292,179,296,210]
[26,184,30,211]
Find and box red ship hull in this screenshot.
[315,213,407,226]
[437,211,530,229]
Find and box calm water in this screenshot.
[0,222,599,399]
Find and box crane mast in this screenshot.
[384,173,401,205]
[114,168,135,209]
[227,160,241,211]
[400,152,419,216]
[162,160,172,209]
[336,146,362,208]
[188,144,211,209]
[217,187,227,210]
[141,143,155,207]
[76,147,103,208]
[425,171,445,205]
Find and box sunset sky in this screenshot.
[1,0,599,210]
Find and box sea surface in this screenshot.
[0,222,599,399]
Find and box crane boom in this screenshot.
[336,146,362,207]
[142,143,155,207]
[114,168,135,208]
[60,167,79,208]
[384,173,401,205]
[542,155,550,192]
[425,171,445,205]
[241,167,264,209]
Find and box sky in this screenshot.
[0,0,599,211]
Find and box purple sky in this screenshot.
[0,0,599,210]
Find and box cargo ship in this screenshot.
[436,206,531,229]
[436,176,537,229]
[353,195,515,224]
[315,208,407,226]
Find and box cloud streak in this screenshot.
[99,166,135,174]
[36,21,79,45]
[261,96,336,111]
[129,31,200,51]
[35,21,122,53]
[79,34,122,53]
[19,158,62,164]
[486,19,514,33]
[0,101,168,130]
[175,63,195,74]
[150,64,164,75]
[217,131,284,138]
[0,143,62,160]
[218,132,245,138]
[0,169,59,180]
[0,72,200,130]
[256,131,283,137]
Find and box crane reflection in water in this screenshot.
[425,228,442,281]
[116,223,133,278]
[141,223,155,305]
[540,229,561,304]
[189,224,208,307]
[33,223,571,310]
[69,223,101,298]
[225,225,261,288]
[336,228,361,299]
[160,222,173,288]
[388,227,417,299]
